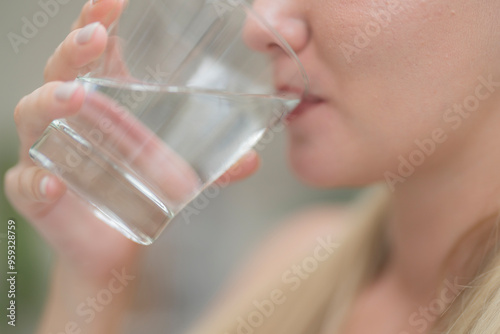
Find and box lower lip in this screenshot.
[285,100,324,122]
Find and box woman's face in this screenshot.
[250,0,500,188]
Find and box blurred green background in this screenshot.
[0,1,357,333]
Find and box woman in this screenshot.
[5,0,500,333]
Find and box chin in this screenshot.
[284,100,387,188]
[286,134,384,189]
[288,156,382,189]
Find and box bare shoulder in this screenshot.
[279,204,351,243]
[224,203,352,291]
[255,204,351,264]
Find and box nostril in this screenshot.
[242,15,277,53]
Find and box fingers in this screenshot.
[45,0,128,82]
[44,22,108,82]
[14,81,86,161]
[4,166,66,206]
[71,0,127,31]
[216,150,261,185]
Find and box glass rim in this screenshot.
[76,76,301,100]
[101,0,310,99]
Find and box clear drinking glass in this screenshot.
[30,0,308,245]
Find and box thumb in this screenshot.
[4,165,66,205]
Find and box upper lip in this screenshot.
[278,85,324,103]
[302,93,323,104]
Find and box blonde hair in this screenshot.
[189,185,500,334]
[436,219,500,333]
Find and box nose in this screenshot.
[243,0,309,55]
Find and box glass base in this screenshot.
[29,121,174,246]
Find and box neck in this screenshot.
[386,99,500,302]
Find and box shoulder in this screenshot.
[224,203,352,291]
[263,204,352,258]
[270,184,390,251]
[230,184,391,286]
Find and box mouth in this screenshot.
[285,92,325,122]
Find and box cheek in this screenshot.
[290,0,497,186]
[311,0,489,105]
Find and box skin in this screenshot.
[4,0,500,333]
[249,0,500,332]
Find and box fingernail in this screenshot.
[91,0,102,5]
[55,82,81,101]
[232,150,257,171]
[40,176,50,198]
[245,150,258,162]
[76,22,100,45]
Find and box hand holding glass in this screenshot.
[30,0,308,245]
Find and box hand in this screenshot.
[4,0,260,281]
